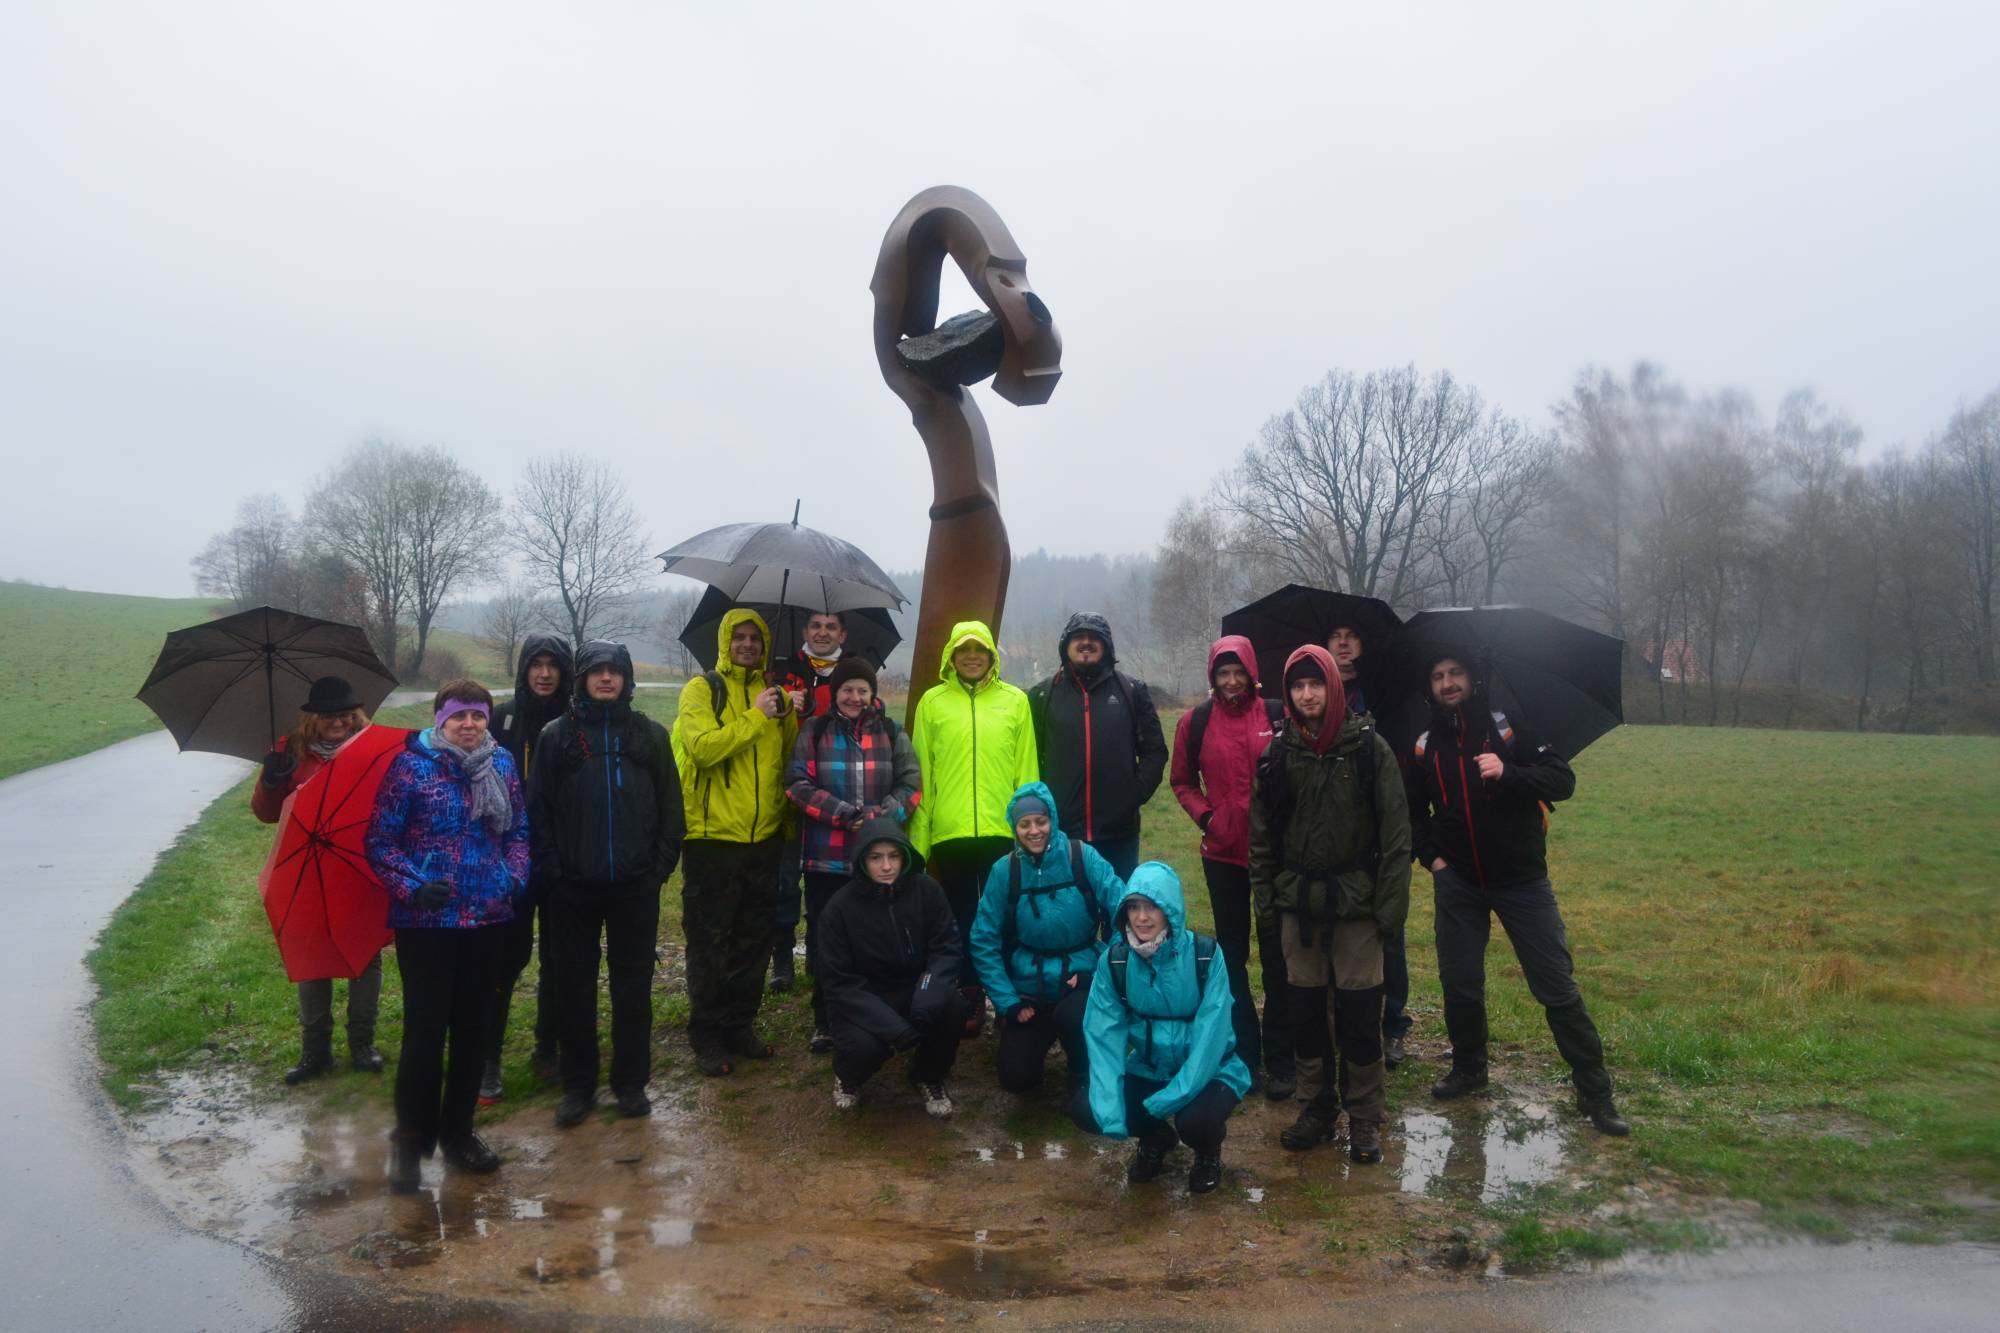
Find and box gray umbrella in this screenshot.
[137,606,399,760]
[656,507,908,613]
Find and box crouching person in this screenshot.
[817,819,965,1117]
[1071,863,1250,1195]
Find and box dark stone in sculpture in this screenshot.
[870,186,1063,727]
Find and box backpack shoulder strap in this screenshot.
[1116,671,1142,754]
[1106,935,1129,1003]
[1186,698,1213,771]
[1264,698,1286,729]
[702,671,727,725]
[1071,839,1108,938]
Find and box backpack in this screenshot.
[1001,839,1106,957]
[1105,931,1217,1018]
[1030,669,1148,773]
[1183,695,1285,771]
[670,669,736,775]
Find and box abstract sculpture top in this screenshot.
[870,186,1062,725]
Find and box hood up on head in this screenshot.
[1005,780,1063,848]
[1117,860,1187,935]
[515,633,575,698]
[1058,611,1116,671]
[935,620,1001,684]
[715,606,773,681]
[572,640,635,702]
[1206,633,1260,693]
[1282,644,1347,753]
[849,815,920,882]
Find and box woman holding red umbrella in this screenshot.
[252,675,384,1084]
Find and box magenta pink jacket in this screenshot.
[1170,635,1280,868]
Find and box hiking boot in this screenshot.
[348,1041,385,1074]
[1263,1066,1297,1102]
[1348,1119,1383,1164]
[1187,1153,1224,1194]
[555,1091,593,1128]
[387,1134,423,1194]
[615,1088,652,1119]
[1581,1097,1630,1137]
[1430,1066,1490,1100]
[283,1037,334,1086]
[723,1026,774,1060]
[1384,1034,1407,1069]
[1280,1105,1339,1151]
[440,1132,501,1175]
[959,985,988,1039]
[919,1083,954,1119]
[809,1026,834,1055]
[531,1044,561,1082]
[770,936,796,994]
[1127,1140,1171,1183]
[832,1076,861,1110]
[476,1060,504,1106]
[691,1032,733,1077]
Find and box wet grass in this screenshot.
[88,708,2000,1255]
[0,582,219,780]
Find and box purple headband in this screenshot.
[435,698,490,730]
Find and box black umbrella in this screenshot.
[677,585,901,671]
[656,506,908,614]
[1387,606,1623,757]
[137,606,399,760]
[1219,583,1403,701]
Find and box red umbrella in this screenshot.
[259,725,412,982]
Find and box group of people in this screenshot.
[252,602,1627,1196]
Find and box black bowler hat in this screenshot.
[302,675,362,714]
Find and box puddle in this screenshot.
[1041,1141,1068,1160]
[521,1246,602,1284]
[1397,1108,1570,1202]
[1246,1187,1265,1204]
[909,1244,1082,1301]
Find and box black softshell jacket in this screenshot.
[1027,613,1169,842]
[1406,700,1575,890]
[817,819,963,1047]
[492,632,574,779]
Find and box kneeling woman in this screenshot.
[969,782,1124,1097]
[1073,862,1251,1194]
[817,818,965,1117]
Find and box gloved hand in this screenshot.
[416,879,452,911]
[259,748,296,789]
[1198,810,1213,832]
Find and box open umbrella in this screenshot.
[676,585,901,671]
[1387,606,1623,757]
[137,606,399,760]
[656,506,908,614]
[1220,584,1403,701]
[258,724,411,981]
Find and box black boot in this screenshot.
[348,1034,385,1074]
[1263,1064,1297,1102]
[1128,1130,1176,1183]
[441,1132,501,1174]
[1348,1119,1383,1164]
[1581,1097,1630,1137]
[1280,1101,1339,1151]
[284,1033,335,1085]
[1430,1066,1489,1100]
[769,934,796,993]
[1187,1153,1223,1194]
[387,1132,423,1194]
[1383,1034,1407,1069]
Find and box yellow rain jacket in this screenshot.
[909,621,1039,855]
[676,607,798,843]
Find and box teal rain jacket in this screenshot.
[969,781,1126,1016]
[1083,861,1251,1136]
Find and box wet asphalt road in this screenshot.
[3,730,1995,1329]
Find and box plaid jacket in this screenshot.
[785,708,923,876]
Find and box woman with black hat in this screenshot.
[251,675,384,1084]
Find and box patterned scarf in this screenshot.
[804,644,843,675]
[1124,926,1164,960]
[435,732,511,836]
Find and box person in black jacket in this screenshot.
[1026,612,1169,879]
[1405,651,1628,1137]
[528,641,685,1126]
[482,633,573,1101]
[817,818,965,1117]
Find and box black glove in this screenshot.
[1198,810,1213,832]
[259,748,296,789]
[416,879,452,911]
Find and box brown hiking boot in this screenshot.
[1348,1119,1383,1164]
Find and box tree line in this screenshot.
[1152,362,2000,727]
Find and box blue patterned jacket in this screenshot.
[366,729,530,930]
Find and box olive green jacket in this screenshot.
[1247,715,1411,939]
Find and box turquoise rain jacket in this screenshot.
[969,781,1126,1016]
[1083,861,1251,1135]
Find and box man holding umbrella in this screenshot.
[1406,650,1629,1136]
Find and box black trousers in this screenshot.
[485,898,556,1064]
[1071,1076,1240,1155]
[802,871,849,1029]
[681,838,782,1039]
[830,993,965,1089]
[393,924,503,1152]
[927,837,1012,986]
[995,983,1091,1094]
[1432,866,1612,1101]
[1203,858,1293,1076]
[548,880,661,1097]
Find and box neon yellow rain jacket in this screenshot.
[908,621,1039,856]
[676,607,798,843]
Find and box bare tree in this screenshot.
[483,580,555,677]
[190,494,298,610]
[402,446,503,676]
[1937,391,2000,680]
[656,584,704,677]
[1771,389,1862,725]
[1150,499,1249,695]
[513,454,655,646]
[305,440,417,673]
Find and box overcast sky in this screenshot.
[3,1,1994,599]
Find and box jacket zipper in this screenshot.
[746,676,761,838]
[1453,712,1488,887]
[967,678,980,837]
[603,719,616,878]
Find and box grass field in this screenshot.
[88,693,2000,1251]
[0,582,219,780]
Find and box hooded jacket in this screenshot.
[1247,645,1411,938]
[675,608,799,843]
[968,781,1127,1015]
[907,621,1039,855]
[366,729,531,930]
[492,633,574,781]
[815,819,963,1047]
[785,697,922,877]
[1082,863,1251,1134]
[1026,612,1168,843]
[1169,634,1280,867]
[1406,662,1575,889]
[526,641,685,891]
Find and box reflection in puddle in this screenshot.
[649,1217,695,1247]
[510,1197,546,1220]
[1246,1186,1265,1204]
[1042,1141,1067,1160]
[1397,1108,1568,1202]
[974,1147,995,1164]
[910,1243,1081,1301]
